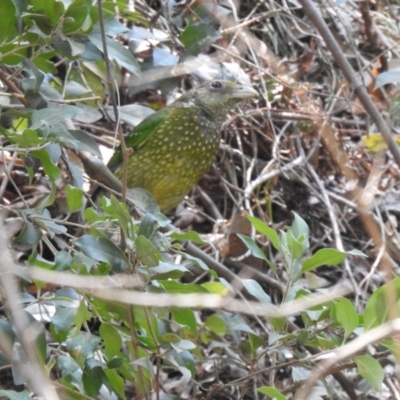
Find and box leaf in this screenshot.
[74,235,129,272]
[30,148,61,181]
[302,248,347,273]
[104,369,125,399]
[205,314,226,335]
[290,212,309,240]
[106,104,154,127]
[178,252,209,271]
[364,277,400,330]
[257,386,286,400]
[66,185,84,213]
[247,215,280,250]
[135,235,160,267]
[0,390,30,400]
[171,339,196,353]
[171,309,197,335]
[126,188,159,214]
[99,323,122,360]
[0,0,18,43]
[158,281,209,295]
[237,234,267,261]
[347,249,367,257]
[88,34,140,74]
[354,355,384,392]
[51,306,77,333]
[333,298,359,339]
[173,350,195,377]
[147,262,188,280]
[375,71,400,89]
[201,282,228,295]
[180,23,221,56]
[242,279,271,304]
[170,230,205,245]
[92,17,129,36]
[31,105,80,127]
[83,358,104,398]
[223,314,255,335]
[69,130,102,157]
[14,221,42,245]
[66,332,101,365]
[138,213,159,239]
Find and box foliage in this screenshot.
[0,0,400,399]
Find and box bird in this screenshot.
[107,79,257,213]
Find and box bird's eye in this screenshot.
[211,80,223,89]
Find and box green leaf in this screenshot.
[170,230,205,245]
[51,306,77,333]
[257,386,286,400]
[31,105,80,127]
[107,357,124,369]
[5,129,46,146]
[205,314,226,335]
[14,221,42,245]
[138,213,159,239]
[92,17,128,35]
[135,235,160,267]
[57,354,80,377]
[242,279,271,304]
[25,311,46,363]
[248,332,264,356]
[247,215,281,250]
[180,23,221,56]
[173,350,195,377]
[74,300,91,332]
[104,369,125,399]
[364,277,400,330]
[171,309,197,335]
[291,212,309,240]
[284,230,304,260]
[201,282,228,295]
[354,355,384,391]
[126,188,159,214]
[158,280,209,294]
[64,0,91,32]
[66,185,84,213]
[83,358,104,398]
[68,130,102,157]
[109,195,133,239]
[74,235,129,271]
[147,262,188,280]
[30,148,61,181]
[66,332,101,365]
[302,248,347,273]
[0,0,18,43]
[100,323,122,360]
[161,333,180,343]
[237,234,267,261]
[223,314,255,335]
[171,339,196,353]
[88,34,140,74]
[178,252,209,271]
[334,298,359,339]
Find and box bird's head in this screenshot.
[179,79,258,124]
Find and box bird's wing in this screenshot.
[107,107,170,171]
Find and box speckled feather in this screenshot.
[108,79,257,213]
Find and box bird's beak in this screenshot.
[232,84,258,99]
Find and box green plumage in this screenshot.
[108,79,257,212]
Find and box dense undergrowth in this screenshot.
[1,0,400,399]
